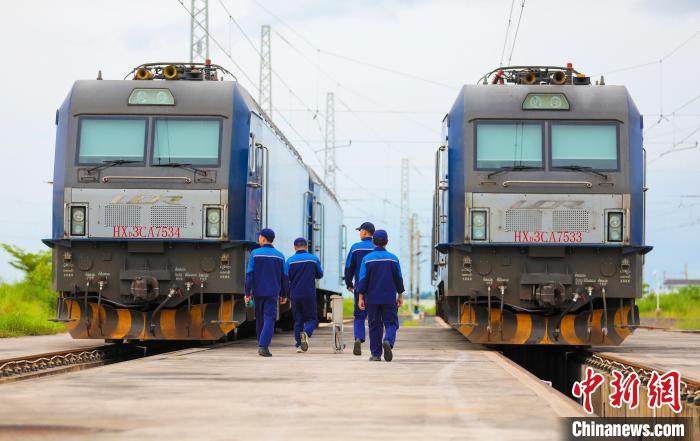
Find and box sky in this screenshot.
[0,0,699,293]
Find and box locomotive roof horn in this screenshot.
[134,67,153,81]
[550,70,567,85]
[163,65,179,80]
[478,65,590,86]
[519,70,538,85]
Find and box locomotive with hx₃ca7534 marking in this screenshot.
[45,61,345,341]
[432,65,652,346]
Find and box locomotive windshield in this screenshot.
[77,117,147,164]
[551,123,618,170]
[475,121,543,169]
[153,118,222,166]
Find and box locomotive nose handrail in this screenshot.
[101,176,192,184]
[501,180,593,188]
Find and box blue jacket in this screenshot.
[343,237,375,289]
[245,244,289,298]
[287,250,323,299]
[356,247,405,305]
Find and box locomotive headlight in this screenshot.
[207,209,220,224]
[607,212,623,243]
[471,210,488,241]
[70,206,86,236]
[205,207,222,238]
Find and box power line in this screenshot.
[645,92,700,134]
[335,166,401,209]
[650,123,700,162]
[506,0,526,66]
[176,0,259,92]
[320,50,455,90]
[594,29,700,77]
[271,28,438,133]
[215,0,323,122]
[499,0,516,67]
[250,0,454,90]
[274,108,443,115]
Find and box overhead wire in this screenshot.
[650,123,700,163]
[176,0,259,93]
[499,0,516,67]
[644,92,700,134]
[216,0,324,123]
[506,0,526,66]
[594,29,700,77]
[250,0,455,90]
[271,28,438,133]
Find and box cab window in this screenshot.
[475,121,543,169]
[551,123,618,170]
[77,117,147,164]
[153,118,222,166]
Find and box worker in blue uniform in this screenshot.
[245,228,289,357]
[356,230,404,362]
[343,221,376,356]
[286,237,324,353]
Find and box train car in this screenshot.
[45,61,345,341]
[432,65,651,346]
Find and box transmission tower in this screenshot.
[400,158,410,265]
[189,0,209,63]
[259,25,272,117]
[324,92,336,192]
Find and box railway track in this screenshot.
[0,339,215,385]
[0,344,148,384]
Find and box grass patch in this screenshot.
[400,319,421,327]
[343,296,355,318]
[0,281,64,337]
[637,285,700,330]
[0,245,64,337]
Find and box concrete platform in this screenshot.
[0,324,583,441]
[594,329,700,380]
[0,333,103,360]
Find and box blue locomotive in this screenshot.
[432,65,651,346]
[46,62,344,341]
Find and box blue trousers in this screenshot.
[367,303,399,357]
[254,296,278,349]
[353,292,367,341]
[292,296,318,346]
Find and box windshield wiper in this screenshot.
[553,165,608,180]
[487,165,538,179]
[88,159,140,173]
[153,162,207,175]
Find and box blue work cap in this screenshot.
[356,222,375,234]
[258,228,275,242]
[373,229,388,245]
[293,237,308,246]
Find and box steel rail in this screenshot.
[0,344,144,384]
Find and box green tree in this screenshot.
[1,244,52,292]
[1,244,51,275]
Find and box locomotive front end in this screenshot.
[48,64,249,341]
[433,66,650,346]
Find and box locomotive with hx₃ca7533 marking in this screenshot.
[432,65,652,346]
[45,61,345,341]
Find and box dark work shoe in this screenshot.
[258,347,272,357]
[300,332,309,352]
[353,339,362,356]
[382,340,393,362]
[369,355,381,361]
